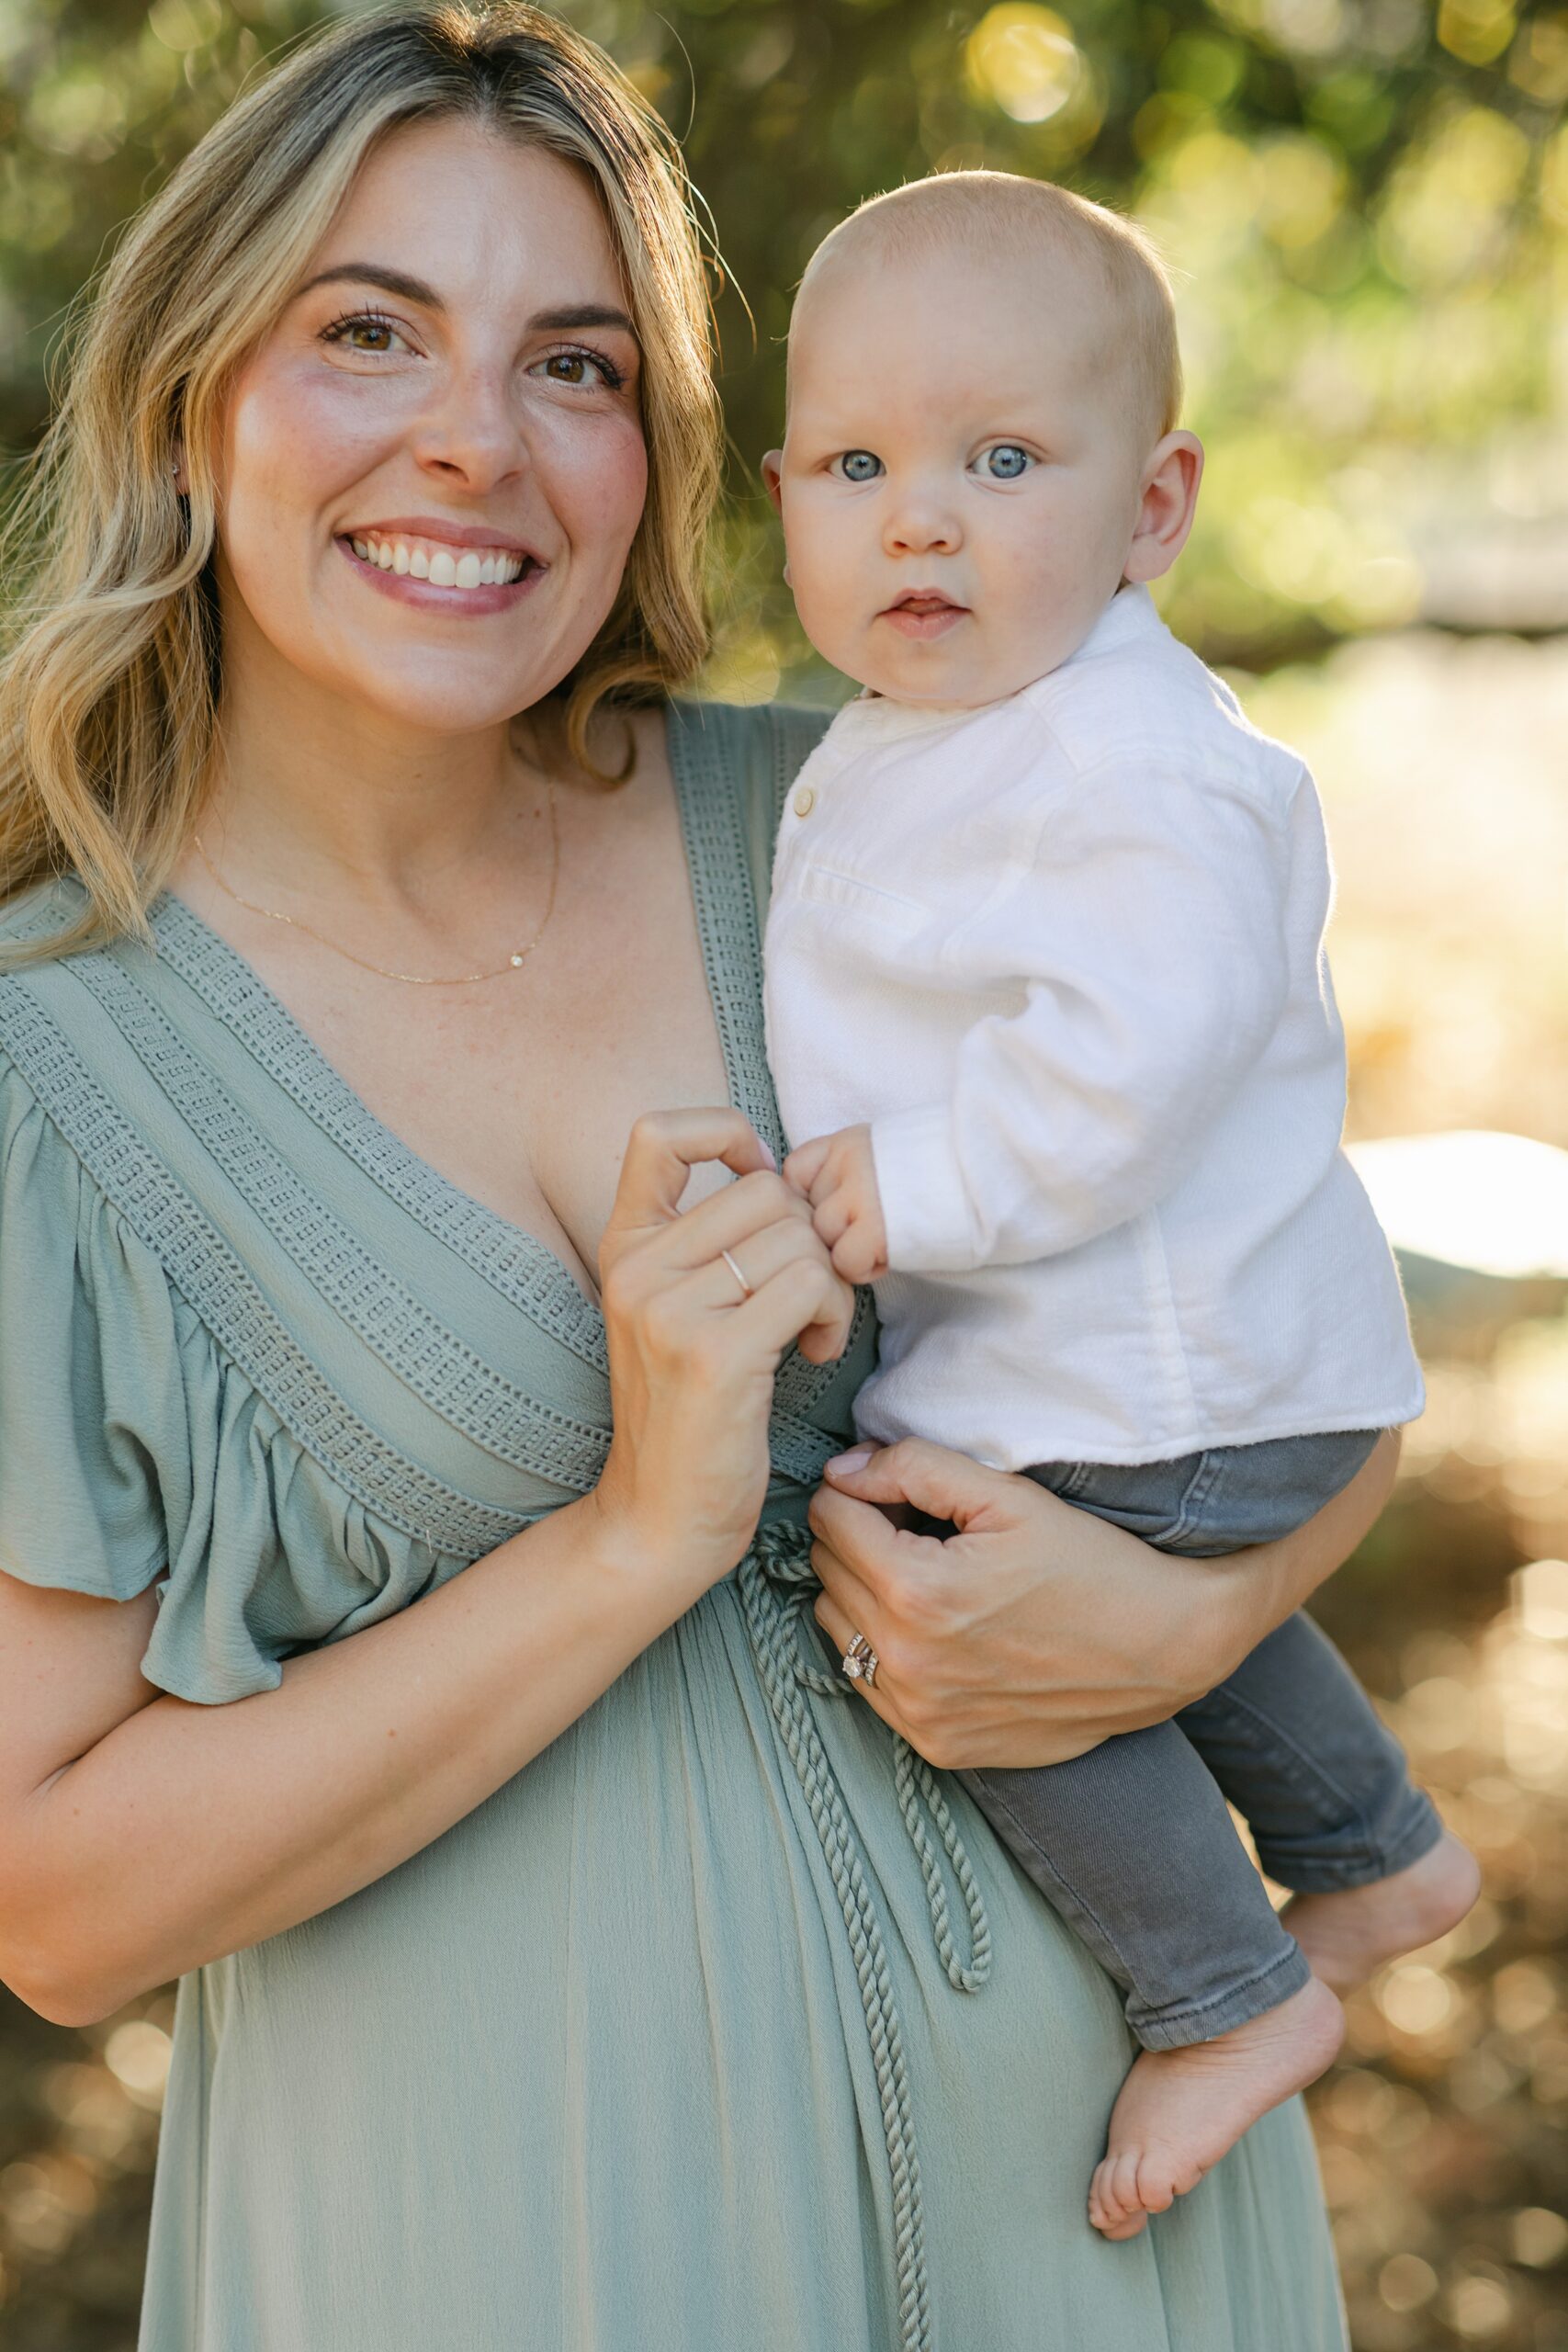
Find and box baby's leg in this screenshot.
[962,1731,1344,2240]
[1177,1612,1478,1990]
[963,1725,1307,2050]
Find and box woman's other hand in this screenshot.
[808,1430,1400,1770]
[593,1108,856,1597]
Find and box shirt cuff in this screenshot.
[869,1103,984,1274]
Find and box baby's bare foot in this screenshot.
[1282,1830,1481,1996]
[1088,1977,1345,2241]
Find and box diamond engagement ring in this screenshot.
[841,1631,879,1688]
[720,1248,752,1300]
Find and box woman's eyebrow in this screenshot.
[297,263,441,308]
[529,302,637,337]
[293,267,636,342]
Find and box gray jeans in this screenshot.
[960,1430,1442,2050]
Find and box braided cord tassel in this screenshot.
[893,1740,994,1996]
[739,1527,932,2352]
[739,1519,998,2351]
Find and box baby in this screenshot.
[760,173,1479,2240]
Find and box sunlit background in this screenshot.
[1,0,1565,2344]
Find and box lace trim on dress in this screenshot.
[668,702,875,1454]
[0,978,536,1556]
[148,890,613,1376]
[69,948,615,1487]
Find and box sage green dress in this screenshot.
[0,703,1347,2352]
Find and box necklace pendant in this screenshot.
[192,770,558,989]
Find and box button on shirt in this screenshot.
[762,585,1424,1471]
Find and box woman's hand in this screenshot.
[807,1431,1400,1770]
[592,1108,856,1598]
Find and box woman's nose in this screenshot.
[411,368,525,493]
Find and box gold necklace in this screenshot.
[193,778,559,988]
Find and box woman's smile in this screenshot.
[338,515,547,614]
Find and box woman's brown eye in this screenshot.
[352,322,392,351]
[547,355,587,382]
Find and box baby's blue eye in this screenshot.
[835,450,884,483]
[977,444,1032,480]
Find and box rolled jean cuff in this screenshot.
[1129,1937,1314,2052]
[1256,1789,1446,1896]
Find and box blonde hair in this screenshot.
[797,172,1182,443]
[0,3,722,965]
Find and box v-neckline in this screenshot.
[144,701,778,1362]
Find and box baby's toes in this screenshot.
[1089,2148,1147,2238]
[1133,2149,1187,2217]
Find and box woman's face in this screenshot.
[212,117,649,737]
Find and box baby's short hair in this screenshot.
[798,171,1183,443]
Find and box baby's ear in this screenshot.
[761,449,784,514]
[1125,431,1203,584]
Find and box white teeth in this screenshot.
[352,535,527,587]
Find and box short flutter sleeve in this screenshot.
[0,1059,174,1602]
[0,1056,457,1704]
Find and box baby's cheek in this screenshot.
[783,502,868,673]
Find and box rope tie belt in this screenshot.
[738,1518,994,2352]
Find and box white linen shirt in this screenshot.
[762,585,1424,1470]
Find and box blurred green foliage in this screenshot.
[0,17,1565,2347]
[0,0,1564,682]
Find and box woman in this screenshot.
[0,9,1389,2346]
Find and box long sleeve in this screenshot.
[869,759,1299,1274]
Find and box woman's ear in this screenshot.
[1123,431,1203,585]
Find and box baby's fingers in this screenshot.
[783,1136,831,1198]
[810,1187,854,1250]
[831,1227,886,1284]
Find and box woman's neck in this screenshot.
[204,640,543,911]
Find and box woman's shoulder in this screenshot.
[0,875,85,956]
[668,697,834,813]
[664,699,835,929]
[0,973,459,1700]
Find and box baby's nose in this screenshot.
[884,499,962,556]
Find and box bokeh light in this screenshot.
[0,0,1563,2345]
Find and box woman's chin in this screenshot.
[323,662,573,741]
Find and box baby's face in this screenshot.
[766,245,1176,707]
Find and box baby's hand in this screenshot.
[784,1125,889,1284]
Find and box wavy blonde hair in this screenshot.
[0,3,722,965]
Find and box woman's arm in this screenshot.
[806,1430,1400,1771]
[0,1111,852,2028]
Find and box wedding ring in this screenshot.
[720,1247,753,1300]
[841,1631,879,1689]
